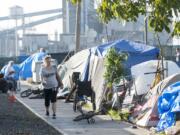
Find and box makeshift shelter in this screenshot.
[157,81,180,131]
[59,39,159,109]
[18,51,46,79]
[91,39,159,68]
[135,73,180,127]
[131,60,180,95]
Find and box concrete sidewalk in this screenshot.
[16,81,150,135]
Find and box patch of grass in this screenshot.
[82,103,92,110]
[107,109,130,121]
[119,109,130,121]
[154,132,166,135]
[108,109,121,120]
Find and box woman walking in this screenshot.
[40,55,63,119]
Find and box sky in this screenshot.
[0,0,63,39]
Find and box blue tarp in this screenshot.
[157,81,180,131]
[18,52,46,79]
[81,49,91,81]
[18,55,29,63]
[1,52,46,80]
[91,39,159,67]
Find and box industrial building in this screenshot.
[0,0,179,57]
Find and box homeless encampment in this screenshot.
[133,73,180,128]
[58,39,159,109]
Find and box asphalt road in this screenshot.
[0,93,62,135]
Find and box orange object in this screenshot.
[8,95,16,103]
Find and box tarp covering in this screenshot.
[0,52,46,80]
[81,49,91,81]
[136,73,180,127]
[19,52,46,79]
[91,39,159,67]
[157,81,180,131]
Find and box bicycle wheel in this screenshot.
[20,89,32,98]
[73,114,86,121]
[89,118,95,124]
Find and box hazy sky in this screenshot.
[0,0,63,39]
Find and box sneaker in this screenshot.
[52,113,56,119]
[46,111,49,116]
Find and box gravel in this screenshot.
[0,93,62,135]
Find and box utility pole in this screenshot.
[15,18,18,57]
[144,1,148,45]
[145,16,148,45]
[75,0,81,53]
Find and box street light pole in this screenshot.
[15,18,18,58]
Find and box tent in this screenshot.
[1,51,46,80]
[59,39,159,109]
[135,73,180,127]
[91,39,159,67]
[18,51,46,79]
[131,60,180,95]
[157,81,180,131]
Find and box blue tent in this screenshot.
[82,39,159,81]
[1,52,46,80]
[91,39,159,67]
[19,52,46,79]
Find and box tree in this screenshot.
[104,48,128,88]
[97,0,180,37]
[69,0,82,53]
[98,0,180,80]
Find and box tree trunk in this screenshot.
[75,1,81,53]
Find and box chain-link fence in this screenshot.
[155,45,180,61]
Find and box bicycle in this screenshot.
[20,88,43,98]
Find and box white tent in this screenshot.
[58,49,106,109]
[131,60,180,95]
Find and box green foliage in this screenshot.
[104,48,128,88]
[69,0,81,5]
[108,109,121,120]
[108,109,130,121]
[172,21,180,36]
[97,0,180,36]
[154,132,166,135]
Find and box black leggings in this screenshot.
[44,88,57,107]
[6,77,17,91]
